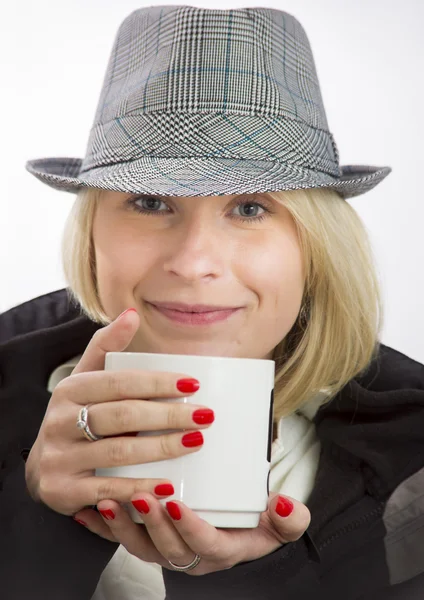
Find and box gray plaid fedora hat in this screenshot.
[26,5,391,199]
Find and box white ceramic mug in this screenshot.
[96,352,275,528]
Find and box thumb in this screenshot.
[267,492,311,543]
[72,307,140,375]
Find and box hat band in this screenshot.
[79,112,341,178]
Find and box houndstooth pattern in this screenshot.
[25,5,391,199]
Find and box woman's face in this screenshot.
[92,190,305,359]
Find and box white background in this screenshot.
[1,0,423,363]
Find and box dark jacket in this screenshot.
[1,288,424,600]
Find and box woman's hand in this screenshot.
[24,308,212,517]
[72,491,311,575]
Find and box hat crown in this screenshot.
[79,5,341,178]
[95,6,328,129]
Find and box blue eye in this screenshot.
[136,197,168,212]
[232,201,265,220]
[126,195,271,223]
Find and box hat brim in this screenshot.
[25,156,391,200]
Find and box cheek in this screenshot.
[94,230,155,315]
[94,225,153,283]
[243,238,304,323]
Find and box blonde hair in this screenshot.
[61,186,384,420]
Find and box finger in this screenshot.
[66,474,179,509]
[71,507,119,543]
[268,493,311,544]
[96,498,170,566]
[130,493,199,568]
[160,499,237,569]
[71,427,205,471]
[71,308,140,375]
[69,399,214,439]
[55,367,201,413]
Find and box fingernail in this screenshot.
[182,431,204,447]
[73,517,87,526]
[118,308,137,320]
[192,408,215,424]
[99,508,115,520]
[166,501,181,521]
[154,483,175,496]
[275,496,294,518]
[176,378,200,393]
[132,498,150,514]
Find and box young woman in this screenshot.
[1,5,424,600]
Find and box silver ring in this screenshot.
[76,404,104,442]
[167,553,202,572]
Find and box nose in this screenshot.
[162,219,225,282]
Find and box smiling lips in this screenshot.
[147,301,242,325]
[149,301,240,312]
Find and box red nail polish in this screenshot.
[192,408,215,424]
[99,508,115,520]
[118,308,137,320]
[166,501,181,521]
[182,431,204,447]
[176,378,200,393]
[275,496,294,518]
[154,483,175,496]
[132,498,150,514]
[73,517,87,526]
